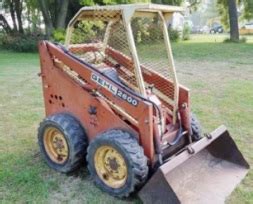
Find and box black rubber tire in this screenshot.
[87,130,148,198]
[38,113,88,173]
[191,113,202,141]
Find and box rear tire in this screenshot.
[191,113,202,141]
[38,113,87,173]
[87,130,148,197]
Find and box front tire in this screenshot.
[87,130,148,197]
[38,113,87,173]
[191,113,202,141]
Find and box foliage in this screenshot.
[1,0,42,35]
[182,24,191,41]
[217,0,240,41]
[151,0,183,6]
[132,17,180,44]
[132,18,150,43]
[132,17,165,44]
[217,0,229,29]
[71,21,106,44]
[217,0,253,28]
[0,33,4,47]
[80,0,149,6]
[168,27,180,42]
[241,0,253,20]
[52,29,66,43]
[0,34,45,52]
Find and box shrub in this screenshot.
[52,29,65,43]
[132,18,150,43]
[0,33,4,47]
[0,33,45,52]
[182,24,191,41]
[147,24,163,42]
[71,21,106,44]
[168,28,180,42]
[132,18,179,43]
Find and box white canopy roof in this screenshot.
[68,3,184,26]
[78,3,184,13]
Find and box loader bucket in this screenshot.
[138,125,249,204]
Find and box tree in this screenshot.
[241,0,253,20]
[217,0,243,42]
[217,0,253,41]
[0,14,12,33]
[36,0,201,38]
[228,0,239,41]
[37,0,71,37]
[9,0,18,32]
[26,0,42,33]
[1,0,24,34]
[14,0,24,33]
[1,0,43,34]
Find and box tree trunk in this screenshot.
[228,0,239,41]
[38,0,54,38]
[9,0,18,32]
[56,0,69,29]
[0,14,12,33]
[36,10,42,33]
[14,0,24,34]
[27,4,31,33]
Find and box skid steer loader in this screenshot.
[38,4,249,203]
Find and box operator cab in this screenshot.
[65,4,183,126]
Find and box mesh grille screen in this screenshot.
[132,14,175,107]
[68,10,139,92]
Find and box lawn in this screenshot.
[0,35,252,203]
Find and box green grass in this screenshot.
[0,35,253,203]
[0,51,138,204]
[187,34,253,43]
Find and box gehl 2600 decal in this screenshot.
[91,73,138,107]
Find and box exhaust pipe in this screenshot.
[138,125,249,204]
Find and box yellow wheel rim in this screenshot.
[43,127,69,164]
[94,145,127,189]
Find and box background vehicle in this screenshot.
[244,22,253,29]
[210,24,224,34]
[240,22,253,35]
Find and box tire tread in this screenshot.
[38,113,87,173]
[87,130,148,198]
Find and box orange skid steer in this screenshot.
[38,4,249,203]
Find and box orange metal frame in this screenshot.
[39,41,191,165]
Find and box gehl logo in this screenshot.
[91,73,138,107]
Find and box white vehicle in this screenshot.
[244,22,253,29]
